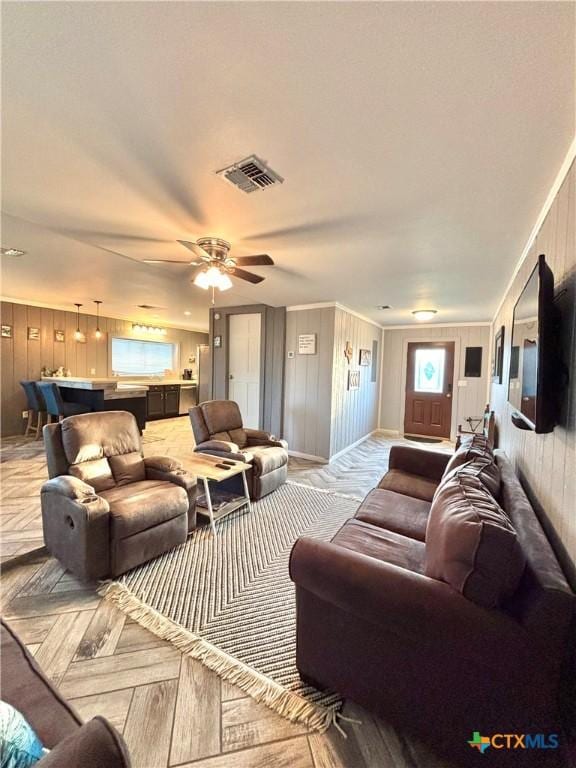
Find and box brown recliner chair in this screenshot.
[41,411,197,580]
[189,400,288,500]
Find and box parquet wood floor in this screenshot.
[1,417,454,768]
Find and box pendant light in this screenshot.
[74,303,83,340]
[94,300,103,339]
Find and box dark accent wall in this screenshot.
[0,301,208,437]
[209,304,286,437]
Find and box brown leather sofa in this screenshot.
[189,400,288,500]
[290,436,575,767]
[42,411,197,580]
[1,618,131,766]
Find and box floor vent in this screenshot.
[216,155,284,194]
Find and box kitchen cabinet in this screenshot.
[146,385,180,420]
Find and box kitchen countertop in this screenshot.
[40,376,197,400]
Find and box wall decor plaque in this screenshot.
[54,329,65,343]
[298,333,317,355]
[27,327,40,341]
[359,349,371,366]
[1,325,12,338]
[348,369,360,390]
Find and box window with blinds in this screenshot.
[111,337,177,376]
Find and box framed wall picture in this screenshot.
[27,327,40,341]
[54,329,65,343]
[359,349,372,366]
[492,326,505,384]
[214,335,222,348]
[298,333,316,355]
[348,369,360,390]
[1,325,12,338]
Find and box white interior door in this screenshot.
[228,313,261,429]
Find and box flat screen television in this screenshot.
[508,253,558,433]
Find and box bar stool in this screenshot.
[20,381,46,439]
[37,382,92,422]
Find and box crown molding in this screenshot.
[0,296,209,334]
[381,321,491,331]
[492,135,576,323]
[286,301,384,330]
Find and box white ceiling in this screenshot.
[1,1,574,331]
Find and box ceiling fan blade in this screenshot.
[231,267,265,284]
[233,254,274,266]
[143,258,200,264]
[177,240,211,261]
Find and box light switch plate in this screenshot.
[90,368,96,375]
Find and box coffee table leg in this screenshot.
[241,470,252,513]
[202,477,217,536]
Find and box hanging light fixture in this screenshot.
[74,303,83,340]
[193,265,232,304]
[93,300,103,339]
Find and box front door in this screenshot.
[228,313,261,429]
[404,341,455,438]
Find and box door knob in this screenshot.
[446,393,452,398]
[229,374,234,380]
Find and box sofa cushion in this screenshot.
[61,411,141,465]
[333,519,425,574]
[109,452,146,486]
[0,621,81,749]
[100,480,188,538]
[201,400,243,436]
[228,428,248,449]
[439,456,501,499]
[69,458,115,492]
[354,488,430,542]
[443,434,493,476]
[425,474,525,609]
[250,446,288,475]
[378,469,438,503]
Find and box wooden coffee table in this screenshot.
[182,453,252,535]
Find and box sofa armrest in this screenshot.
[144,455,182,472]
[41,475,97,500]
[41,484,111,581]
[289,538,533,667]
[37,717,131,768]
[386,445,451,482]
[245,429,288,449]
[195,439,239,453]
[145,462,197,527]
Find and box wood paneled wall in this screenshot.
[490,160,575,562]
[379,325,491,438]
[330,308,382,457]
[284,307,335,460]
[0,301,208,437]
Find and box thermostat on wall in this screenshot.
[287,351,294,359]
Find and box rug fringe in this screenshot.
[285,479,362,502]
[99,581,341,734]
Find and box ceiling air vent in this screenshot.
[216,155,284,194]
[137,304,166,310]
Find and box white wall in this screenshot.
[379,324,491,438]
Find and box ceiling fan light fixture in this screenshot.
[216,272,232,291]
[193,270,210,290]
[412,309,437,322]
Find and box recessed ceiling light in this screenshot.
[412,309,438,322]
[1,247,26,257]
[184,311,191,316]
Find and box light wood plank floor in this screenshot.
[1,418,454,768]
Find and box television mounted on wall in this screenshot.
[508,254,559,433]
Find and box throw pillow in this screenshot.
[0,701,48,768]
[425,474,525,609]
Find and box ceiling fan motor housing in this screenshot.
[196,237,231,261]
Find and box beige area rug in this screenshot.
[101,482,359,733]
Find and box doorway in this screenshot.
[228,313,261,429]
[404,341,455,439]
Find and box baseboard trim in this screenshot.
[329,430,379,463]
[288,449,329,464]
[378,429,401,437]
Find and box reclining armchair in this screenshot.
[41,411,197,580]
[189,400,288,500]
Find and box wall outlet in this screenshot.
[22,410,29,419]
[90,368,96,375]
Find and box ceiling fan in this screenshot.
[143,237,274,299]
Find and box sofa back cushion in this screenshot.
[425,474,525,609]
[443,433,494,476]
[438,456,501,499]
[69,457,115,492]
[201,400,243,436]
[61,412,143,491]
[109,452,146,486]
